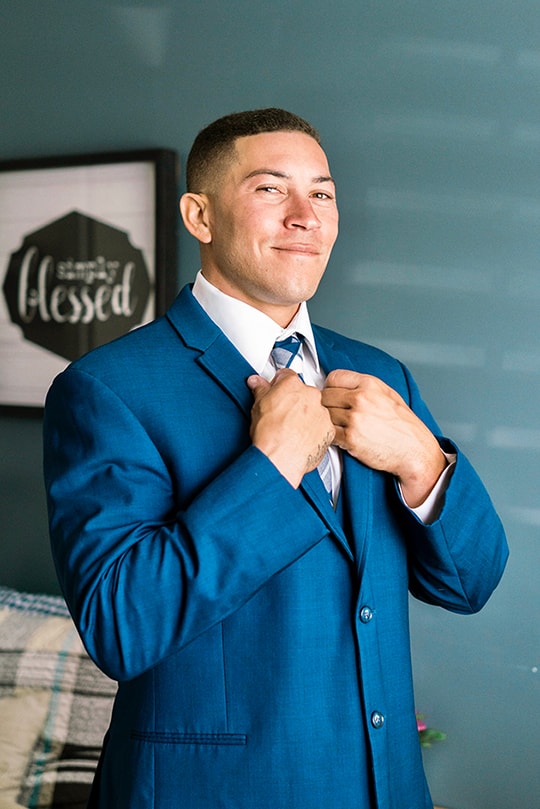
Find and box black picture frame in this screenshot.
[0,148,179,414]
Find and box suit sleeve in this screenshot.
[396,361,508,614]
[43,367,329,682]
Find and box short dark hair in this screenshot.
[185,107,321,192]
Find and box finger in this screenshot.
[271,368,315,394]
[272,367,300,383]
[321,386,353,410]
[246,375,271,398]
[324,406,351,428]
[247,368,305,403]
[325,369,365,390]
[329,423,351,451]
[325,373,405,411]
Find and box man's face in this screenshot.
[192,130,339,326]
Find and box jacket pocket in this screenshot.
[131,730,247,746]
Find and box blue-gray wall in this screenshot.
[1,3,538,807]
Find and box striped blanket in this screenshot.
[0,587,116,809]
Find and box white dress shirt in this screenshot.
[192,270,454,522]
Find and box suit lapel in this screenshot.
[196,333,255,416]
[301,471,354,560]
[166,286,255,417]
[340,454,373,572]
[313,326,374,570]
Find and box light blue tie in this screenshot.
[271,334,305,377]
[271,334,333,497]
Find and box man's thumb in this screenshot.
[246,374,271,397]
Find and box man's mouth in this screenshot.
[273,244,320,255]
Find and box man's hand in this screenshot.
[321,370,447,508]
[247,369,335,489]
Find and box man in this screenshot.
[43,108,508,809]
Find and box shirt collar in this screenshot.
[191,270,320,375]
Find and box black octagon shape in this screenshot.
[2,210,152,361]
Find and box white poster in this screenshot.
[0,150,178,408]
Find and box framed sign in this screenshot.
[0,148,179,413]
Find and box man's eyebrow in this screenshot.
[243,169,335,184]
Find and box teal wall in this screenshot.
[1,3,539,807]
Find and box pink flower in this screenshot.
[415,711,446,747]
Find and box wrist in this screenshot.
[251,438,304,489]
[398,447,448,509]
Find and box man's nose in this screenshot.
[283,194,321,229]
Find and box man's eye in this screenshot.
[312,191,333,200]
[257,185,280,193]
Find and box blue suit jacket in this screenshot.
[43,285,508,809]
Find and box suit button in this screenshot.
[359,606,373,623]
[371,711,385,729]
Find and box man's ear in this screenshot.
[179,193,212,244]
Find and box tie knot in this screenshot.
[271,333,304,370]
